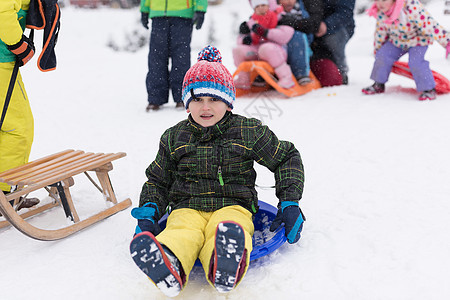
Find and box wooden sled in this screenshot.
[0,149,132,241]
[233,61,321,98]
[391,61,450,94]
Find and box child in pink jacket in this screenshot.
[233,0,296,89]
[362,0,450,100]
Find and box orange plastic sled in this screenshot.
[233,61,321,98]
[391,61,450,94]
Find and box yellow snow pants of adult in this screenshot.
[0,62,34,192]
[156,205,254,289]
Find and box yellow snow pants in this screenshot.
[0,62,34,192]
[156,205,254,289]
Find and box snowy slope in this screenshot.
[1,1,450,299]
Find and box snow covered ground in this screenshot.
[2,1,450,299]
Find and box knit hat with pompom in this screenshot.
[182,45,236,110]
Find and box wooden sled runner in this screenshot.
[391,61,450,94]
[233,61,321,98]
[0,149,132,241]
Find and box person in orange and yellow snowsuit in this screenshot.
[0,0,39,209]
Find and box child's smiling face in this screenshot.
[375,0,395,14]
[254,4,269,16]
[187,96,232,127]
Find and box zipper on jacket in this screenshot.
[218,166,224,186]
[217,144,224,186]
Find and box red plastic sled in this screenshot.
[391,61,450,94]
[233,61,321,98]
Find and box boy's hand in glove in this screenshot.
[131,202,161,236]
[193,11,205,30]
[270,201,305,244]
[7,34,35,67]
[252,24,268,37]
[141,12,149,29]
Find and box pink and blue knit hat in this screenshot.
[182,45,236,109]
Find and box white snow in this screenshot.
[2,0,450,299]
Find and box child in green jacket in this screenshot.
[140,0,207,111]
[130,45,305,297]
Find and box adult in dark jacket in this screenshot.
[278,0,323,34]
[279,0,355,85]
[311,0,355,84]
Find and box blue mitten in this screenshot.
[131,202,161,236]
[269,201,305,244]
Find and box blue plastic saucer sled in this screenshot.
[158,200,287,266]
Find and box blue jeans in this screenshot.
[371,42,435,91]
[146,17,193,105]
[286,31,313,79]
[311,26,351,76]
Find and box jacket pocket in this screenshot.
[223,143,254,175]
[171,144,197,176]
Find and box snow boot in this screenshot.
[146,104,160,111]
[297,76,312,86]
[275,63,295,89]
[17,197,40,210]
[212,221,246,293]
[341,72,348,85]
[130,232,184,298]
[0,196,40,217]
[362,82,385,95]
[234,71,251,89]
[418,88,436,101]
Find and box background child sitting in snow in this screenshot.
[362,0,450,100]
[233,0,297,89]
[130,46,305,298]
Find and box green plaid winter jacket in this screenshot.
[139,112,304,220]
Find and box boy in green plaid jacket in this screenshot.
[130,46,305,297]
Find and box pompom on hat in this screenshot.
[182,45,236,110]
